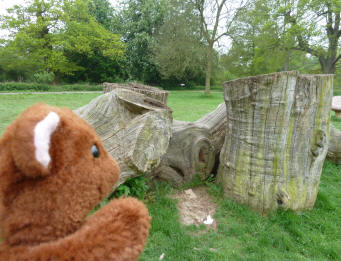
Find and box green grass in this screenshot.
[0,91,224,135]
[140,161,341,261]
[0,93,100,135]
[168,91,223,121]
[0,90,340,260]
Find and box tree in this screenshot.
[193,0,248,94]
[88,0,115,31]
[0,0,124,81]
[279,0,341,74]
[237,0,341,75]
[117,0,167,83]
[152,0,206,85]
[221,0,313,77]
[219,0,333,80]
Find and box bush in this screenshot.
[0,82,103,92]
[32,71,55,84]
[113,175,149,200]
[0,82,49,91]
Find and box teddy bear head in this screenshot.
[0,103,120,246]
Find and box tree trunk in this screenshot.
[217,71,333,214]
[326,124,341,164]
[149,103,227,187]
[320,57,336,74]
[74,89,172,188]
[205,44,213,95]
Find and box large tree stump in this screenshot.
[149,103,227,186]
[74,89,172,187]
[327,124,341,164]
[217,71,333,213]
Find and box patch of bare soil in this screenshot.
[171,186,217,229]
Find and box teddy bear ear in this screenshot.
[11,108,60,178]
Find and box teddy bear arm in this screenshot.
[0,197,150,261]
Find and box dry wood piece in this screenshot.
[150,103,227,187]
[331,96,341,118]
[217,71,333,213]
[74,89,172,187]
[327,124,341,164]
[103,82,169,105]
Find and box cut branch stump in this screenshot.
[103,82,169,105]
[74,89,172,187]
[217,71,333,213]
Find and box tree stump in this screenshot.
[327,124,341,164]
[150,103,227,187]
[74,89,172,187]
[217,71,333,213]
[103,82,169,105]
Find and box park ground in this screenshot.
[0,90,340,260]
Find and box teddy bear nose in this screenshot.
[91,145,100,158]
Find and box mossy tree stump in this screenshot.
[217,71,333,213]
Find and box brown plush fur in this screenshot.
[0,104,151,260]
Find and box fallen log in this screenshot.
[217,71,333,213]
[149,103,227,187]
[74,89,172,187]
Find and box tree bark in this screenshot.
[149,103,227,187]
[205,44,213,95]
[217,71,333,214]
[74,89,172,188]
[326,124,341,164]
[103,82,169,105]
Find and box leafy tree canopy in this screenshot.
[0,0,124,79]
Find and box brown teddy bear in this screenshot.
[0,103,151,261]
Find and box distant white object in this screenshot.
[180,83,185,87]
[332,96,341,118]
[159,253,165,260]
[203,214,214,225]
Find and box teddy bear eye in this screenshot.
[91,145,99,158]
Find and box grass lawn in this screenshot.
[0,93,100,136]
[0,91,340,260]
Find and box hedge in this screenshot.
[0,82,103,92]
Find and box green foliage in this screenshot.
[117,0,168,83]
[0,82,102,92]
[88,0,115,30]
[113,175,149,200]
[223,0,341,78]
[32,71,55,84]
[152,0,206,85]
[0,0,125,82]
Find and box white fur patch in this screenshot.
[34,112,60,168]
